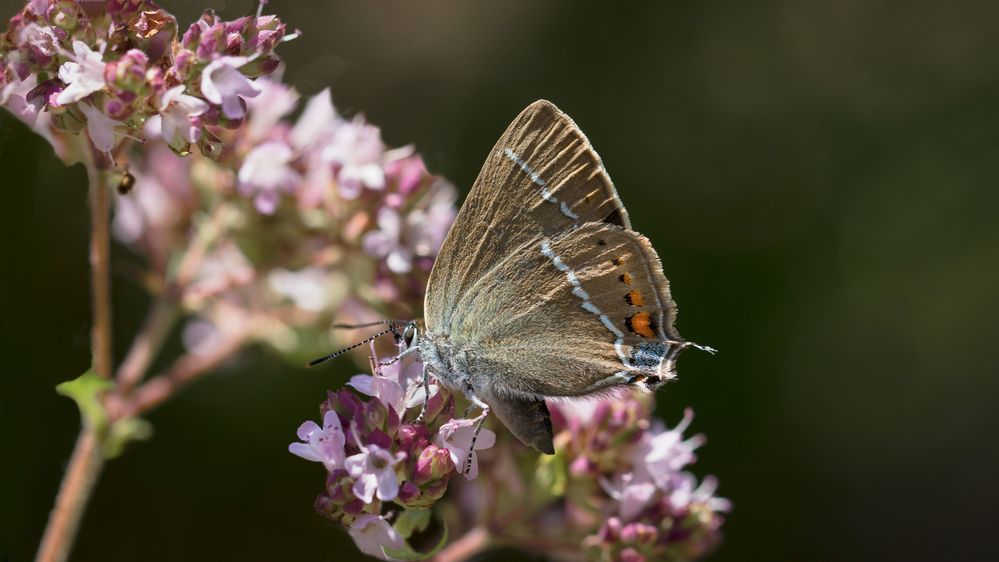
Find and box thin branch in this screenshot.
[433,526,490,562]
[116,296,179,392]
[120,329,248,418]
[36,146,115,562]
[34,427,105,562]
[87,159,113,379]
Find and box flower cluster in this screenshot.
[0,0,292,160]
[293,360,729,561]
[435,395,731,562]
[291,343,494,559]
[564,402,730,561]
[112,77,457,367]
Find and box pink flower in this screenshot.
[636,408,704,491]
[245,79,297,141]
[237,140,301,213]
[347,374,405,416]
[152,85,208,151]
[78,102,120,154]
[322,115,386,197]
[347,514,404,560]
[266,267,331,312]
[344,442,405,502]
[437,415,495,480]
[289,87,336,149]
[54,41,106,104]
[0,72,40,125]
[200,56,260,119]
[361,178,457,273]
[348,354,437,416]
[289,410,346,471]
[15,23,60,65]
[600,472,657,521]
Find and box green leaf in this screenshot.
[393,508,432,539]
[104,416,154,459]
[382,519,449,561]
[56,371,114,432]
[55,371,154,458]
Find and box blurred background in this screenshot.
[4,0,999,560]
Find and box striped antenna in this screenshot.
[331,320,402,330]
[306,327,395,367]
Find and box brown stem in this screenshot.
[88,159,113,379]
[116,297,179,392]
[36,147,115,562]
[35,427,106,562]
[433,527,490,562]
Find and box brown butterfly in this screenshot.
[315,100,709,456]
[414,100,709,454]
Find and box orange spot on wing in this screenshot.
[625,290,645,306]
[612,257,624,266]
[626,312,656,338]
[620,272,633,284]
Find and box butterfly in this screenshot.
[317,100,709,456]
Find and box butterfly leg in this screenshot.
[414,363,432,423]
[464,406,491,476]
[377,344,419,367]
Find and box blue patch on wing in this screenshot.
[631,341,668,369]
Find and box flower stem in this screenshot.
[36,148,115,562]
[121,328,249,418]
[87,157,113,379]
[116,297,179,392]
[433,526,491,562]
[35,428,104,562]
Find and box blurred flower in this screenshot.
[322,116,386,198]
[348,514,404,560]
[78,101,120,153]
[432,395,730,562]
[237,140,299,213]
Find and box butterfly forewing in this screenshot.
[425,100,631,332]
[450,222,682,398]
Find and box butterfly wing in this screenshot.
[423,101,689,454]
[454,221,683,398]
[425,100,631,332]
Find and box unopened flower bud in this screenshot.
[412,444,453,485]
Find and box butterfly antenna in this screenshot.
[331,320,403,330]
[306,327,395,367]
[685,341,718,355]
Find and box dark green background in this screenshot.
[4,1,999,560]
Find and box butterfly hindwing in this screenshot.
[425,100,630,332]
[452,222,683,399]
[478,389,554,454]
